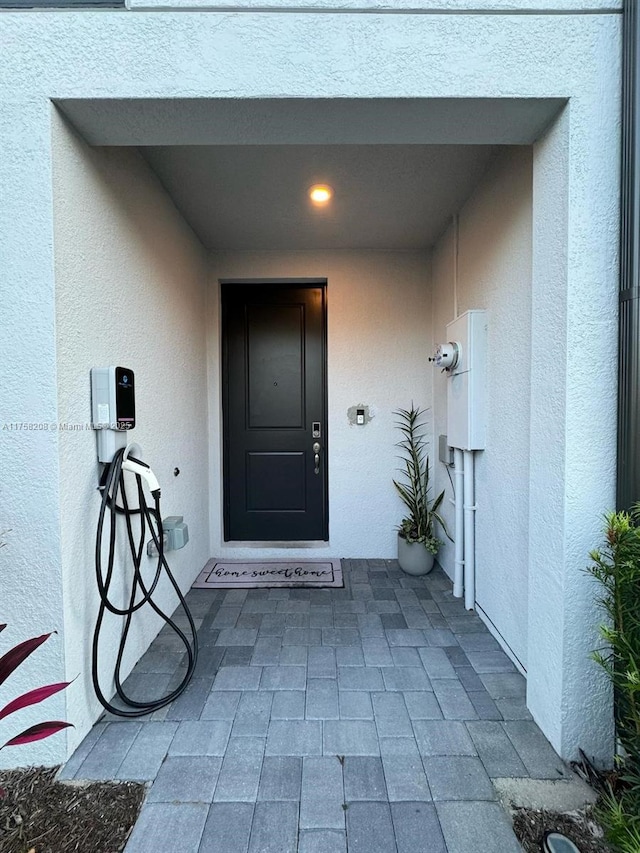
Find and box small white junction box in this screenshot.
[446,310,487,450]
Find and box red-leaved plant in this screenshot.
[0,623,73,783]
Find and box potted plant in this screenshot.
[393,404,448,575]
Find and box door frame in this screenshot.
[220,278,329,543]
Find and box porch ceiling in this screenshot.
[139,144,498,250]
[57,97,560,251]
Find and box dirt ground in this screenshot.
[512,806,612,853]
[0,766,145,853]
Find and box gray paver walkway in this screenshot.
[59,560,572,852]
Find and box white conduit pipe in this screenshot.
[463,449,476,610]
[453,448,464,598]
[453,213,459,320]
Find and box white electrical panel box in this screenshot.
[446,310,487,450]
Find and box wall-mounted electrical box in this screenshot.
[446,310,487,450]
[164,515,189,550]
[146,516,189,557]
[439,434,454,466]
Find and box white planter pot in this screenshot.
[397,534,436,576]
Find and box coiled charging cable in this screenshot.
[92,446,198,717]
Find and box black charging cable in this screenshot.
[92,446,198,717]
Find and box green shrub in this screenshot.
[588,509,640,852]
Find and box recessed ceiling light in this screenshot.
[308,184,333,205]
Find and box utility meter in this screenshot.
[430,342,460,372]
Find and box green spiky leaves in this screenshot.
[393,404,450,551]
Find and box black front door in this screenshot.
[222,280,328,541]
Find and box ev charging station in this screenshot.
[90,367,198,717]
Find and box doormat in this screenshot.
[193,558,344,589]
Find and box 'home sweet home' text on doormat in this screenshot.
[192,559,344,589]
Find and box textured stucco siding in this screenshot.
[50,113,210,757]
[208,251,431,560]
[128,1,621,12]
[431,148,533,670]
[0,6,621,763]
[532,101,619,761]
[0,13,621,101]
[0,108,68,770]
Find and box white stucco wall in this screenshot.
[208,251,431,559]
[431,119,618,762]
[529,106,618,762]
[51,113,210,755]
[0,5,620,763]
[431,147,533,670]
[129,0,620,12]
